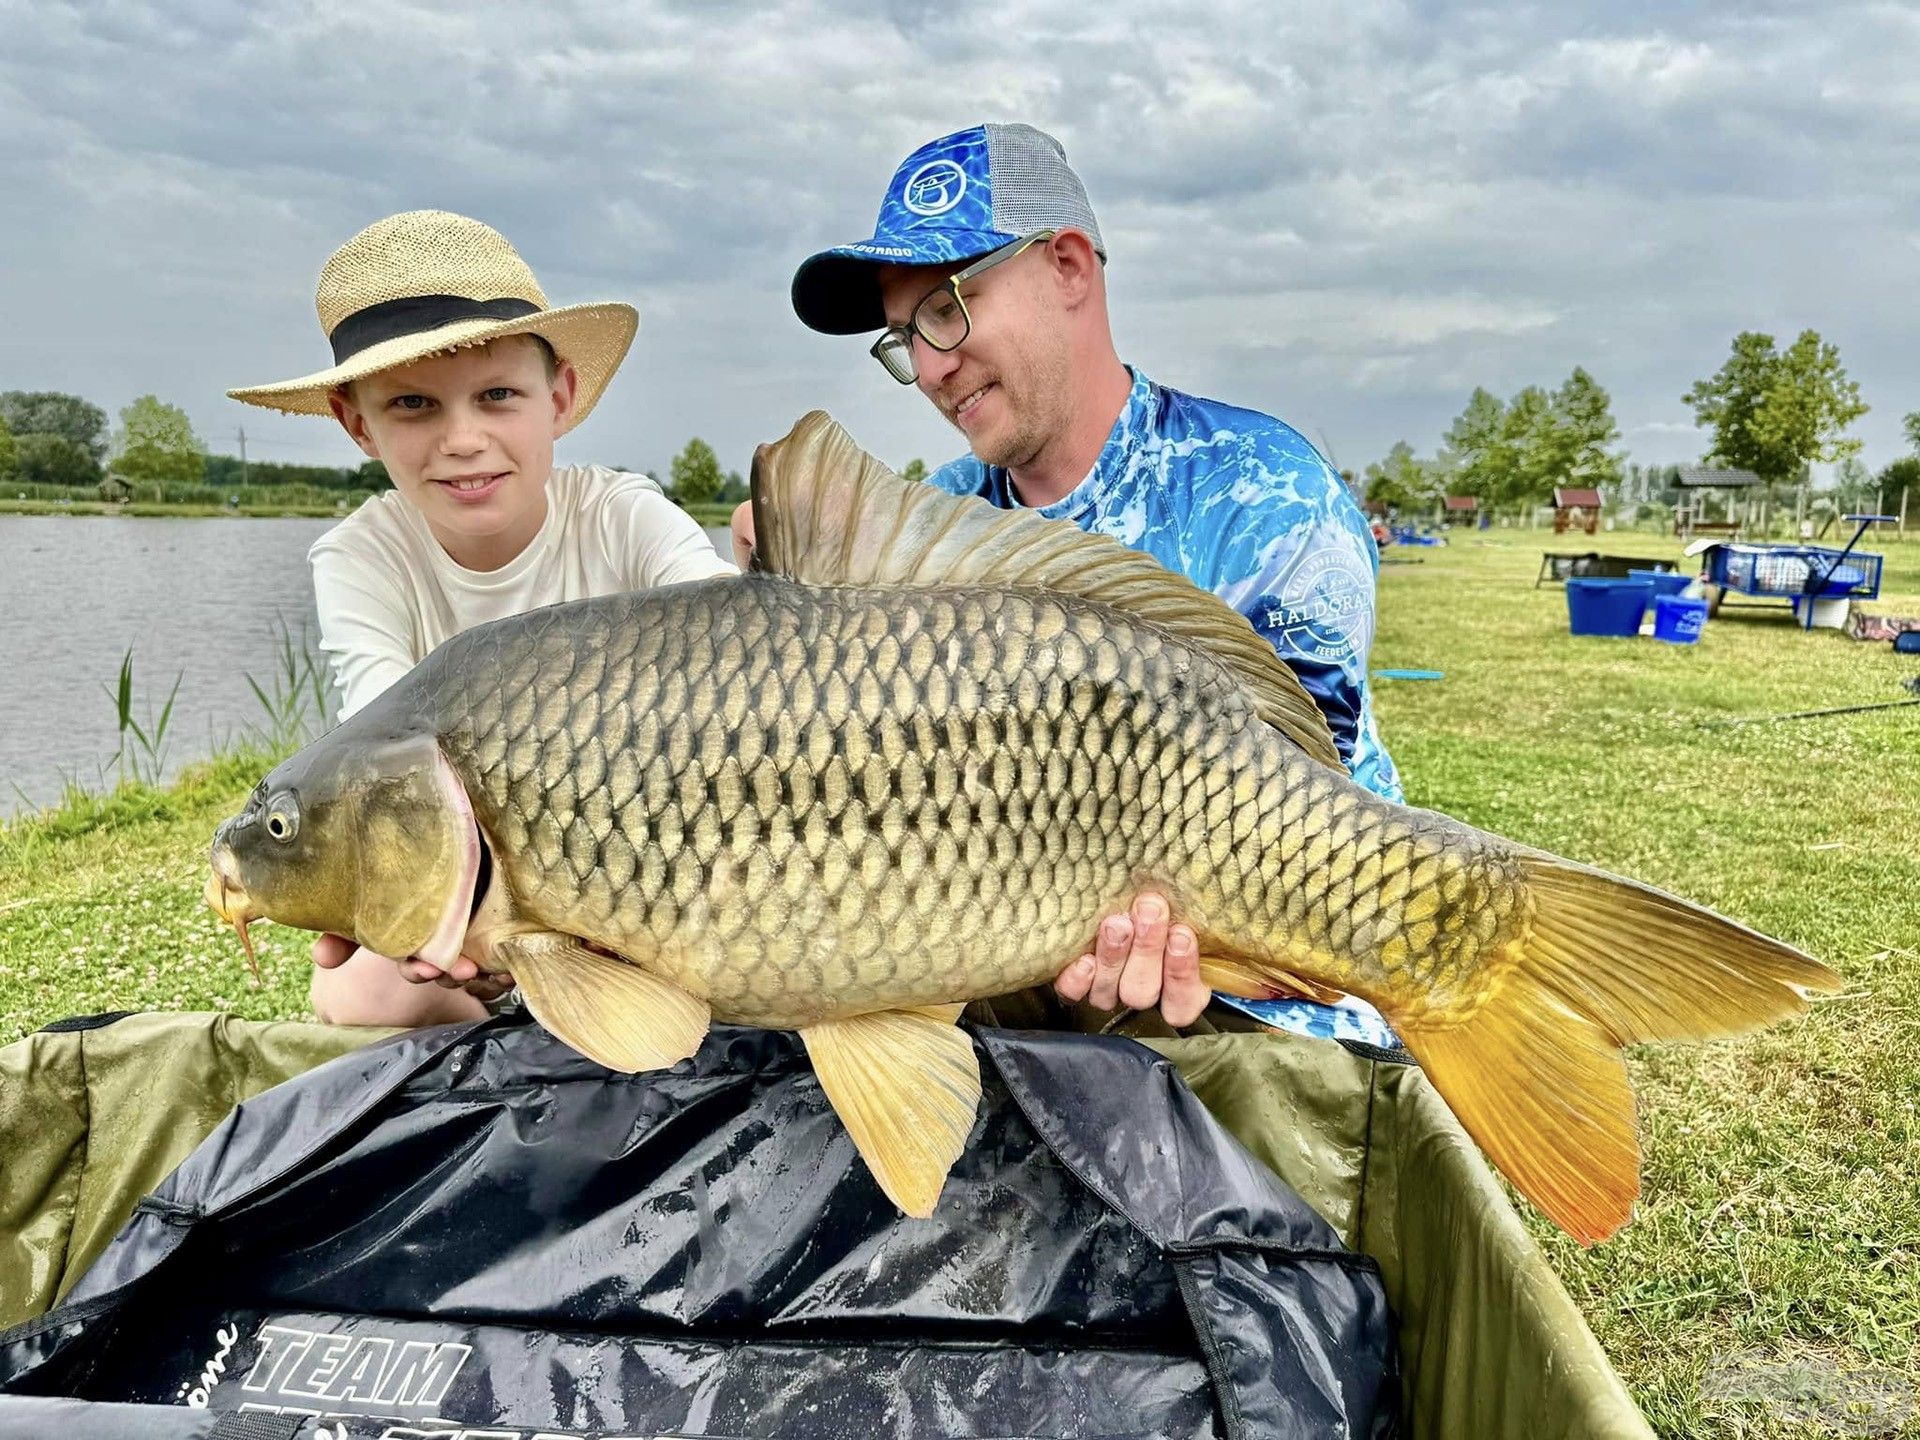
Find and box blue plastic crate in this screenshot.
[1653,595,1708,644]
[1705,544,1883,600]
[1566,578,1654,637]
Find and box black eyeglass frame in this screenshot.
[868,229,1059,385]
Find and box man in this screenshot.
[745,123,1403,1046]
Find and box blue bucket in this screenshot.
[1566,578,1654,637]
[1629,568,1691,600]
[1652,595,1708,644]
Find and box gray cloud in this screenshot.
[0,0,1913,485]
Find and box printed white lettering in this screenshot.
[370,1338,474,1408]
[243,1323,316,1392]
[329,1336,394,1402]
[282,1334,354,1399]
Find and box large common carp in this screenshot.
[207,411,1838,1242]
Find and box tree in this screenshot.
[1437,369,1623,510]
[1877,456,1920,513]
[716,470,749,506]
[0,391,109,465]
[1544,367,1624,494]
[14,432,98,487]
[1682,330,1867,490]
[1362,441,1440,513]
[1439,387,1514,502]
[669,437,723,506]
[1903,411,1920,457]
[0,417,16,482]
[114,395,207,488]
[900,458,928,484]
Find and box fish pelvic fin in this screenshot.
[749,411,1344,772]
[1198,950,1346,1006]
[1394,854,1842,1245]
[504,933,710,1073]
[799,1005,981,1219]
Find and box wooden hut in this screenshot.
[1441,495,1479,527]
[1552,487,1602,535]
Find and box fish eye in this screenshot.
[264,793,300,843]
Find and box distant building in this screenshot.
[1552,487,1603,535]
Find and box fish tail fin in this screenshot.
[1395,855,1841,1245]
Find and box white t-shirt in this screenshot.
[310,464,737,720]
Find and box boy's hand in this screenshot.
[312,933,515,1003]
[1053,893,1210,1028]
[730,502,755,570]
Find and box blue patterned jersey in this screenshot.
[926,367,1405,1048]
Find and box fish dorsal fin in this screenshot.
[750,410,1344,771]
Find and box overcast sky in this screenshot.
[1,0,1914,486]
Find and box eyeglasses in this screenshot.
[869,229,1057,385]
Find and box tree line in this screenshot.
[1362,330,1917,518]
[0,391,389,496]
[0,390,937,510]
[661,437,927,508]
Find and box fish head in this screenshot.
[207,729,481,972]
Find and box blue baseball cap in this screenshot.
[792,122,1107,336]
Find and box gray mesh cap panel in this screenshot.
[984,123,1107,257]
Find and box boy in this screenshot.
[229,210,735,1026]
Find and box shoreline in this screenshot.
[0,499,741,527]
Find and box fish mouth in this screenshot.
[205,845,262,981]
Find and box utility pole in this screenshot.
[238,427,249,486]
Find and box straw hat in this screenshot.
[228,210,637,431]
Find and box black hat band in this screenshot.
[328,295,543,364]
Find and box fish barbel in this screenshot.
[207,411,1839,1238]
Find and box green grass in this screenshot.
[0,526,1915,1434]
[1372,531,1920,1436]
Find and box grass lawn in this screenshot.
[1,525,1915,1436]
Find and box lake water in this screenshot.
[0,515,732,817]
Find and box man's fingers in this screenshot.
[399,958,447,984]
[1054,955,1096,1003]
[466,972,516,1004]
[1116,893,1170,1011]
[730,501,756,570]
[1086,914,1132,1011]
[311,934,356,969]
[1160,925,1210,1028]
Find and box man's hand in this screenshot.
[730,501,755,570]
[312,933,515,1003]
[1054,893,1210,1028]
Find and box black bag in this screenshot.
[0,1013,1399,1439]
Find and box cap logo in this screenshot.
[902,159,968,216]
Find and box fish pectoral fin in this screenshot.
[799,1009,982,1219]
[1198,951,1346,1006]
[501,932,710,1074]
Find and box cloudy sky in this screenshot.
[2,0,1915,485]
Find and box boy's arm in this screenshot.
[310,540,418,721]
[595,470,740,587]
